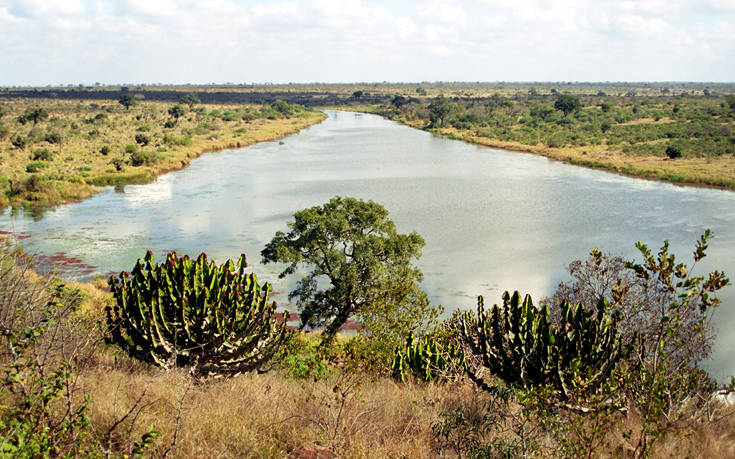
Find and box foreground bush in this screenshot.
[460,291,625,402]
[106,251,292,378]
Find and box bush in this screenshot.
[129,150,157,167]
[25,161,49,173]
[134,133,150,146]
[666,144,682,159]
[124,144,137,154]
[32,148,52,161]
[106,251,292,378]
[44,132,62,144]
[0,246,98,456]
[460,291,625,402]
[100,145,110,155]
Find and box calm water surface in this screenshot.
[3,111,735,379]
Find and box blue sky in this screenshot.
[1,0,733,85]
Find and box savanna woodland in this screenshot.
[1,84,734,458]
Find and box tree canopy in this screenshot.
[261,196,426,344]
[179,93,201,109]
[553,94,581,116]
[428,97,452,127]
[118,93,136,110]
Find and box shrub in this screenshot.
[25,161,49,173]
[33,148,53,161]
[11,135,26,149]
[44,132,62,144]
[460,292,625,402]
[100,145,110,155]
[106,251,292,378]
[666,144,682,159]
[129,150,156,167]
[134,133,150,146]
[124,144,137,154]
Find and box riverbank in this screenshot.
[0,98,326,211]
[336,104,735,192]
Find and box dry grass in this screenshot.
[79,360,452,458]
[1,275,733,458]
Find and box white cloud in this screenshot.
[0,0,733,84]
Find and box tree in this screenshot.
[428,97,452,127]
[168,104,185,122]
[118,93,136,110]
[726,95,735,112]
[554,94,581,116]
[179,93,201,109]
[529,104,554,121]
[17,108,48,125]
[665,144,682,159]
[391,95,408,108]
[261,196,426,345]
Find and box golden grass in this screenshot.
[2,277,734,458]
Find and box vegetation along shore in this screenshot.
[352,89,735,191]
[0,94,325,211]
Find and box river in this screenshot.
[2,110,734,379]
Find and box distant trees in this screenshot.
[179,93,201,109]
[727,95,735,112]
[554,94,581,116]
[16,108,49,125]
[428,97,452,127]
[391,95,408,108]
[529,104,554,121]
[118,94,136,110]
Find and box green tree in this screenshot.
[726,95,735,112]
[554,94,581,116]
[428,97,452,127]
[391,95,408,108]
[118,93,136,110]
[17,108,49,125]
[261,196,426,345]
[168,104,186,122]
[665,144,682,159]
[179,93,201,109]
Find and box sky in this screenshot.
[0,0,734,85]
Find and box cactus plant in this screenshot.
[106,251,291,378]
[391,331,464,383]
[460,291,625,400]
